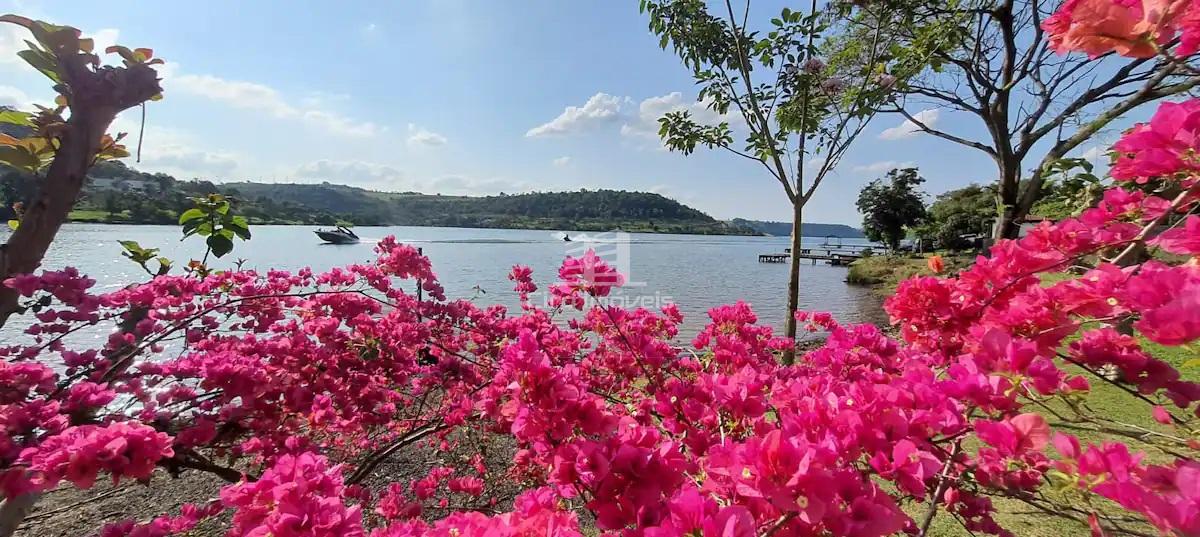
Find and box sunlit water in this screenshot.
[2,224,887,342]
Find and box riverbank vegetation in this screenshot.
[4,3,1200,537]
[845,253,971,290]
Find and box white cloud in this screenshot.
[293,160,406,187]
[302,109,383,137]
[107,117,241,179]
[552,156,571,167]
[2,25,119,64]
[0,24,22,64]
[620,91,743,141]
[169,73,384,137]
[407,123,448,146]
[299,91,351,109]
[852,160,915,173]
[171,74,296,116]
[0,85,33,109]
[526,92,625,137]
[1081,145,1107,162]
[91,29,121,59]
[140,145,239,177]
[879,109,940,140]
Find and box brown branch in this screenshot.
[891,106,998,158]
[917,443,961,537]
[722,0,796,203]
[346,422,451,485]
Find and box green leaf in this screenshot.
[7,219,17,230]
[118,240,146,254]
[0,110,33,127]
[17,47,60,83]
[0,145,40,172]
[206,234,234,258]
[227,216,251,240]
[177,208,205,225]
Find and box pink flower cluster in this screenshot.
[221,452,363,537]
[16,422,173,492]
[1111,99,1200,186]
[549,249,625,308]
[6,100,1200,536]
[1044,0,1200,58]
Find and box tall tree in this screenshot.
[882,0,1200,239]
[856,167,928,252]
[641,0,941,361]
[0,15,162,328]
[922,183,998,249]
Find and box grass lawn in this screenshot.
[917,270,1199,536]
[846,253,974,294]
[67,209,127,223]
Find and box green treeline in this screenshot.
[0,161,757,235]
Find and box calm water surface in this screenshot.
[5,224,886,340]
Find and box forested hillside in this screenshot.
[0,161,756,235]
[730,218,865,238]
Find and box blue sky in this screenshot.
[0,0,1132,225]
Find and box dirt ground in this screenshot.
[15,430,521,536]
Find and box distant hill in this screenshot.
[731,218,865,238]
[223,181,754,234]
[0,161,757,235]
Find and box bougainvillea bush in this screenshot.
[4,3,1200,537]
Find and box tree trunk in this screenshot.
[992,155,1023,240]
[0,59,161,329]
[781,200,803,365]
[0,106,118,327]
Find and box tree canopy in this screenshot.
[856,167,928,251]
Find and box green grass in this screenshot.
[846,253,973,293]
[67,209,127,223]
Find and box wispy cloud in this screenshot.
[552,156,571,167]
[407,124,448,146]
[526,92,625,137]
[852,160,915,173]
[0,85,34,109]
[879,109,940,141]
[1081,145,1107,162]
[169,73,384,138]
[108,118,241,179]
[620,91,743,140]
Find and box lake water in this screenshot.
[7,224,887,340]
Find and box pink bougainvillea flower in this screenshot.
[1110,99,1200,184]
[1044,0,1188,57]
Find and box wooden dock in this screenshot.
[758,253,790,263]
[758,247,871,266]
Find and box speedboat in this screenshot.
[315,226,360,244]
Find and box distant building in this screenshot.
[87,177,152,192]
[1018,216,1055,237]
